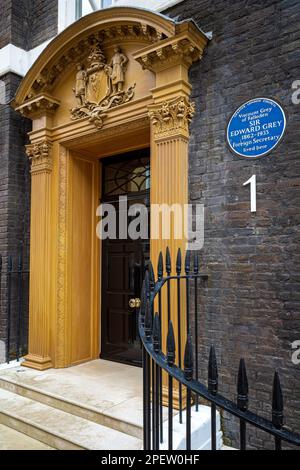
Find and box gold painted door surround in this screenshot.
[13,8,208,374]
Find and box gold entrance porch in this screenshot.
[12,7,208,393]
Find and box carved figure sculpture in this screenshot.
[108,46,128,94]
[70,43,134,129]
[74,64,87,106]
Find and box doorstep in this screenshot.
[0,423,53,450]
[0,359,144,440]
[0,388,142,450]
[0,359,222,450]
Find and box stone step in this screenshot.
[160,405,223,450]
[0,388,142,450]
[0,423,54,450]
[0,373,142,440]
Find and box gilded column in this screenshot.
[149,97,194,405]
[134,24,208,405]
[23,139,53,370]
[149,96,195,270]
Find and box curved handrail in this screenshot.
[140,326,300,446]
[139,249,300,450]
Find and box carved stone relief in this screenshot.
[70,42,135,129]
[149,97,195,139]
[25,139,53,175]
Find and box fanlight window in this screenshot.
[103,153,150,197]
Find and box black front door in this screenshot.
[100,149,150,366]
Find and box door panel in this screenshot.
[101,230,149,366]
[70,156,98,365]
[101,149,150,366]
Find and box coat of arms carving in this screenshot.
[71,43,135,129]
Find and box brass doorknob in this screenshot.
[129,298,141,308]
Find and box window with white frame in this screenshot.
[58,0,113,32]
[114,0,184,11]
[76,0,113,20]
[58,0,184,33]
[76,0,184,20]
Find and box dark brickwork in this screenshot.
[0,0,57,360]
[0,0,58,50]
[28,0,58,49]
[165,0,300,449]
[0,73,31,360]
[0,1,12,49]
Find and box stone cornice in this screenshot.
[26,139,53,175]
[133,27,208,73]
[16,94,60,119]
[0,40,52,78]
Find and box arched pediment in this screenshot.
[14,7,207,104]
[13,7,208,132]
[14,8,176,105]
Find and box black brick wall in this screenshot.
[0,0,57,360]
[0,73,31,361]
[0,1,12,49]
[0,0,58,50]
[29,0,58,49]
[165,0,300,449]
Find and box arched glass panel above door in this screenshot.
[102,149,150,198]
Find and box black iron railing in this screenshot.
[0,254,29,363]
[139,248,300,450]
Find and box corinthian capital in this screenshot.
[26,139,53,175]
[149,97,195,139]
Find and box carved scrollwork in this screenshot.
[70,42,136,129]
[149,97,195,139]
[26,139,53,175]
[56,146,68,367]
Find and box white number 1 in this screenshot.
[243,175,257,213]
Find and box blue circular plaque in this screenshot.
[227,98,286,158]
